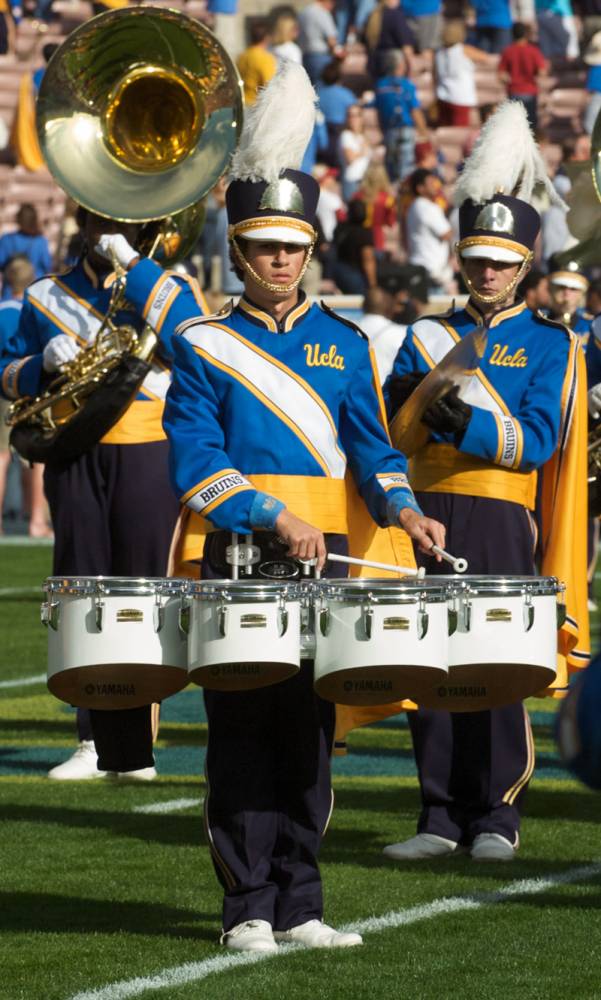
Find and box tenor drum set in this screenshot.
[42,537,565,713]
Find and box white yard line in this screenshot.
[66,861,601,1000]
[0,586,42,597]
[132,798,203,815]
[0,672,46,689]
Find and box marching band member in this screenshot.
[0,208,206,779]
[98,62,445,953]
[382,102,589,862]
[546,259,592,344]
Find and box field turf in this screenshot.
[2,543,601,1000]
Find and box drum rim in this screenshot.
[44,576,188,596]
[190,579,302,601]
[452,575,562,595]
[316,577,449,601]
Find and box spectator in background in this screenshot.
[406,168,453,289]
[498,22,548,128]
[535,0,579,60]
[583,31,601,133]
[400,0,442,60]
[11,43,58,171]
[359,285,406,382]
[298,0,343,83]
[520,268,551,311]
[0,0,16,54]
[338,103,371,200]
[237,19,277,105]
[0,204,52,300]
[314,164,345,243]
[353,162,396,254]
[374,51,427,182]
[540,172,574,266]
[580,0,601,47]
[332,199,377,292]
[434,19,493,127]
[0,255,52,538]
[587,278,601,317]
[270,8,303,63]
[364,0,415,79]
[316,60,358,166]
[470,0,513,54]
[300,106,329,173]
[207,0,243,61]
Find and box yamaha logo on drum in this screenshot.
[83,682,136,696]
[343,679,393,692]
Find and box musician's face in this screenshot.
[462,256,523,301]
[244,240,307,295]
[84,213,140,271]
[550,284,583,317]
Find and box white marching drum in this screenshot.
[188,580,302,690]
[43,577,189,709]
[418,575,564,712]
[312,579,450,705]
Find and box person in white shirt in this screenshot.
[315,166,345,242]
[406,168,452,289]
[338,104,371,201]
[359,286,407,383]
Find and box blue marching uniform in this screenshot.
[0,258,205,772]
[123,257,422,931]
[384,299,573,845]
[586,315,601,388]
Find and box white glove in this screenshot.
[42,334,81,372]
[95,234,139,269]
[589,382,601,419]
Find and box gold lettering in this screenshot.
[490,343,528,368]
[303,343,345,370]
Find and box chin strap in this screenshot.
[458,252,533,308]
[231,237,315,294]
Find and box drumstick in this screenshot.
[326,553,426,578]
[430,545,468,573]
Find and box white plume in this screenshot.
[230,61,317,183]
[454,100,566,209]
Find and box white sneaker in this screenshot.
[47,741,106,780]
[116,766,158,782]
[274,919,362,948]
[383,833,461,860]
[471,833,516,861]
[220,919,277,953]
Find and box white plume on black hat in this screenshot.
[454,100,566,209]
[229,61,317,184]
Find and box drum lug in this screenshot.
[218,604,228,637]
[278,606,289,637]
[319,607,330,637]
[363,605,373,639]
[417,608,429,640]
[522,594,535,632]
[459,599,471,633]
[94,598,104,632]
[41,600,60,631]
[447,607,458,636]
[153,602,165,633]
[178,599,190,636]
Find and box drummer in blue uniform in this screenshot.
[381,101,588,863]
[96,62,446,953]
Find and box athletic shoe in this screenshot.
[382,833,461,860]
[47,741,106,780]
[470,832,515,861]
[220,919,278,953]
[274,919,362,948]
[116,766,158,782]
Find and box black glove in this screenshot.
[386,371,426,419]
[422,387,472,438]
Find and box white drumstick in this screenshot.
[326,552,426,578]
[430,545,468,574]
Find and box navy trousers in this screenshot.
[409,493,536,844]
[44,439,180,772]
[201,533,347,933]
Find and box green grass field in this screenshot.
[2,543,601,1000]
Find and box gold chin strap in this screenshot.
[459,252,533,307]
[231,237,315,294]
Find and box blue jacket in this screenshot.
[384,300,574,506]
[124,259,422,535]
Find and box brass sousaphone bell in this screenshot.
[7,7,243,463]
[37,5,244,224]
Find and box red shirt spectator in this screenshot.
[353,164,396,252]
[499,24,547,97]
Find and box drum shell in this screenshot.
[188,580,301,690]
[44,577,189,709]
[419,576,560,711]
[313,579,449,706]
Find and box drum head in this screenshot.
[418,660,557,712]
[48,662,187,709]
[190,579,301,602]
[315,663,448,706]
[317,578,449,603]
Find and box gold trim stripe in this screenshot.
[457,235,530,257]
